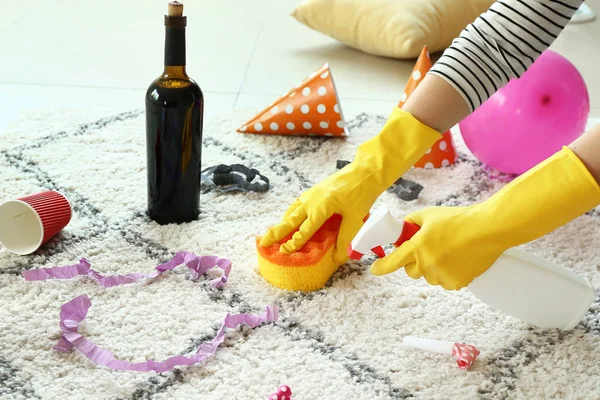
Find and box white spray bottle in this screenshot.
[349,205,596,330]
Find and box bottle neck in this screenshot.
[163,65,187,78]
[163,16,187,75]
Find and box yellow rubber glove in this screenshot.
[371,146,600,290]
[259,108,442,263]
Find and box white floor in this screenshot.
[1,0,599,131]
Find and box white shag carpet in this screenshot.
[1,108,600,400]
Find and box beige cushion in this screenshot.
[291,0,495,59]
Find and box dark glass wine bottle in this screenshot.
[145,1,204,225]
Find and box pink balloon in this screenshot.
[459,50,589,175]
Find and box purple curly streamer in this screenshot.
[54,295,278,373]
[23,253,279,372]
[22,252,231,288]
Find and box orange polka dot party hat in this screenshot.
[401,46,457,169]
[237,63,348,137]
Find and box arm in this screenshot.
[401,75,470,134]
[371,123,600,289]
[403,0,584,133]
[570,124,600,183]
[261,0,586,261]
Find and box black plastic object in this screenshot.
[336,160,423,201]
[201,164,270,193]
[391,178,423,201]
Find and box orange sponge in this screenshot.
[256,215,343,291]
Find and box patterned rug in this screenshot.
[1,108,600,400]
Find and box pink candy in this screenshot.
[268,384,292,400]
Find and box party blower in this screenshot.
[349,205,596,330]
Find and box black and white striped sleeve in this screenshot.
[428,0,584,112]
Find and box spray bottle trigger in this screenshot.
[371,246,386,258]
[394,221,421,247]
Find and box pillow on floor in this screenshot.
[291,0,495,59]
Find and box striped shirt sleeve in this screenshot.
[428,0,584,112]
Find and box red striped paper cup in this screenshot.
[0,191,72,255]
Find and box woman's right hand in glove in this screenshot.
[370,146,600,290]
